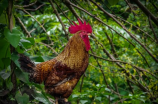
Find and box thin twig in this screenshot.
[112,14,155,42]
[104,30,118,58]
[149,1,158,12]
[148,16,158,43]
[77,74,85,104]
[125,0,136,16]
[49,0,69,40]
[29,28,36,34]
[91,49,117,104]
[59,10,69,15]
[93,38,152,93]
[25,3,45,11]
[90,53,158,79]
[132,0,158,26]
[40,42,58,55]
[64,0,156,64]
[64,0,82,21]
[14,0,37,8]
[89,63,124,97]
[53,1,73,24]
[21,9,52,44]
[127,80,134,94]
[90,0,158,63]
[15,16,31,37]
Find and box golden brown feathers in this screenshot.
[19,32,89,99]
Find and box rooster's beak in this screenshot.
[87,33,91,36]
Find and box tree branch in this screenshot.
[148,16,158,43]
[90,53,158,79]
[7,0,17,95]
[21,9,53,44]
[64,0,82,21]
[53,1,73,24]
[132,0,158,26]
[90,0,158,63]
[25,3,45,11]
[63,0,158,63]
[112,14,155,42]
[49,0,69,40]
[125,0,136,16]
[104,31,118,58]
[40,42,58,55]
[15,16,31,37]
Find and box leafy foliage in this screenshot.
[0,0,158,104]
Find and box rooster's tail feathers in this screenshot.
[18,54,35,73]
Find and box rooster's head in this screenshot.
[68,19,92,51]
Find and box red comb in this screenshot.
[69,19,92,34]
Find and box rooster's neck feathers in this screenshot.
[55,33,88,70]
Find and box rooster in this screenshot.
[19,19,92,104]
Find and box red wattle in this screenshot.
[82,35,90,51]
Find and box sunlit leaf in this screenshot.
[80,100,88,104]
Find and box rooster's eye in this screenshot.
[82,35,86,38]
[79,31,87,39]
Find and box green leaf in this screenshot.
[0,0,8,15]
[11,53,20,68]
[20,39,31,43]
[15,68,29,83]
[41,56,54,62]
[96,97,102,101]
[80,100,88,104]
[4,28,21,48]
[20,38,35,49]
[30,56,45,62]
[0,14,8,25]
[0,69,11,80]
[2,57,11,68]
[0,38,10,68]
[6,81,13,91]
[105,88,111,92]
[15,92,29,104]
[107,0,119,5]
[34,91,51,104]
[16,45,24,53]
[71,94,79,98]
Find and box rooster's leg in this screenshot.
[55,97,58,104]
[64,98,68,102]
